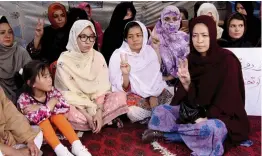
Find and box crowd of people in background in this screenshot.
[0,1,260,156]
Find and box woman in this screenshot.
[27,3,69,64]
[142,16,250,155]
[109,21,172,123]
[0,87,43,156]
[78,2,104,51]
[101,2,136,64]
[0,15,31,103]
[150,6,189,86]
[55,20,128,131]
[235,1,261,46]
[220,13,252,47]
[67,7,99,51]
[197,3,224,39]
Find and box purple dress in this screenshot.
[148,104,228,156]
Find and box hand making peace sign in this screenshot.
[148,29,160,51]
[177,58,191,89]
[35,18,44,39]
[120,53,131,75]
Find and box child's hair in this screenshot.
[22,60,50,95]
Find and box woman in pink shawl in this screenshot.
[150,6,189,86]
[78,2,104,51]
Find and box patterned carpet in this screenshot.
[41,116,261,156]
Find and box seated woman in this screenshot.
[197,3,224,39]
[0,87,43,156]
[142,16,250,155]
[55,20,128,131]
[220,13,252,48]
[18,60,91,156]
[26,3,69,64]
[0,15,31,103]
[102,2,137,65]
[109,21,173,123]
[149,6,189,86]
[235,1,261,46]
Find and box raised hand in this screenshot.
[148,29,160,51]
[35,18,44,39]
[177,58,191,90]
[120,53,131,75]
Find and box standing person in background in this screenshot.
[235,1,261,46]
[101,2,136,65]
[78,2,104,51]
[26,3,69,64]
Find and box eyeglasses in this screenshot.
[78,34,96,42]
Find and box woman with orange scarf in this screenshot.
[26,3,69,64]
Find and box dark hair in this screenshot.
[194,1,207,17]
[22,60,50,95]
[123,22,142,40]
[178,7,189,20]
[227,13,247,33]
[0,16,9,24]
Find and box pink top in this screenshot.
[17,87,69,125]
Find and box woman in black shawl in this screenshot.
[101,2,136,64]
[235,1,261,47]
[220,13,252,47]
[26,3,69,64]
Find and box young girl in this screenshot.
[17,60,92,156]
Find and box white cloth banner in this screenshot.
[227,48,262,116]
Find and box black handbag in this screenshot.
[176,101,206,124]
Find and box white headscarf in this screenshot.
[66,20,96,53]
[197,3,224,39]
[109,21,167,98]
[55,20,110,115]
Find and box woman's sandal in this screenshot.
[112,118,124,128]
[142,129,164,143]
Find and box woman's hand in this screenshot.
[34,18,44,39]
[195,117,208,123]
[149,29,160,52]
[120,53,131,75]
[23,105,41,114]
[27,140,40,156]
[177,58,191,91]
[92,109,103,133]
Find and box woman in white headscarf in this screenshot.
[109,21,173,123]
[55,20,128,132]
[197,3,224,39]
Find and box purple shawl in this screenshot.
[154,6,189,78]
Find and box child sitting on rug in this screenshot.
[17,60,92,156]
